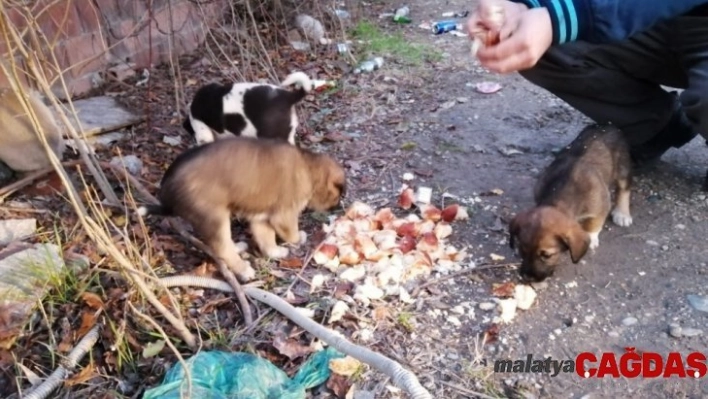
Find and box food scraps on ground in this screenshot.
[490,282,538,324]
[313,191,470,306]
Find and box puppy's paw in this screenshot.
[265,245,289,259]
[611,209,633,227]
[236,262,256,282]
[234,241,249,254]
[589,232,600,251]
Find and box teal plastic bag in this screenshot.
[142,347,345,399]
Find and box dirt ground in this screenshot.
[349,1,708,398]
[5,0,708,398]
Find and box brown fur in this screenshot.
[0,88,65,172]
[509,124,633,282]
[140,136,346,282]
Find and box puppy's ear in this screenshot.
[559,223,590,263]
[508,215,521,249]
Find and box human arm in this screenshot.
[468,0,708,73]
[513,0,708,44]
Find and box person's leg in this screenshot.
[675,13,708,190]
[677,15,708,140]
[518,20,697,163]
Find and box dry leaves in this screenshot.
[80,292,104,310]
[64,362,97,387]
[326,373,353,398]
[272,335,315,360]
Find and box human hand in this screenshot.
[468,1,553,73]
[466,0,522,46]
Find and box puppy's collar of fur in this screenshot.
[281,72,313,92]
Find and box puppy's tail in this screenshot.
[280,71,313,104]
[137,204,172,217]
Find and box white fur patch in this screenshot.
[222,83,262,138]
[189,75,308,146]
[266,245,290,259]
[589,231,600,250]
[281,72,313,92]
[288,108,298,145]
[611,209,633,227]
[190,113,216,145]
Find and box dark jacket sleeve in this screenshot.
[512,0,708,44]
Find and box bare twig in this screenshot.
[129,303,194,398]
[168,219,254,326]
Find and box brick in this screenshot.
[109,35,142,64]
[4,6,28,31]
[175,26,203,54]
[0,58,31,89]
[111,19,140,41]
[63,33,109,78]
[74,0,102,33]
[35,1,82,43]
[114,0,146,20]
[152,1,191,35]
[52,74,95,99]
[93,0,120,17]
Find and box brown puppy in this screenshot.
[0,88,65,172]
[138,136,346,282]
[509,124,633,282]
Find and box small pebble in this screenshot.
[682,328,703,337]
[479,302,496,311]
[646,240,659,247]
[447,316,462,327]
[608,331,620,338]
[162,135,182,146]
[675,224,686,230]
[661,245,669,251]
[687,294,708,313]
[451,305,465,315]
[669,324,683,338]
[622,317,638,326]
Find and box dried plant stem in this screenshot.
[22,325,101,399]
[167,219,254,326]
[157,276,432,399]
[129,303,194,398]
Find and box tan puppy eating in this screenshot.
[138,136,346,282]
[509,124,633,282]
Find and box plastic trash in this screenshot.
[354,57,384,74]
[335,9,350,19]
[432,20,462,34]
[441,11,469,18]
[393,6,411,23]
[142,347,345,399]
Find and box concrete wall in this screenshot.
[0,0,224,99]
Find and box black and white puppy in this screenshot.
[182,72,314,146]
